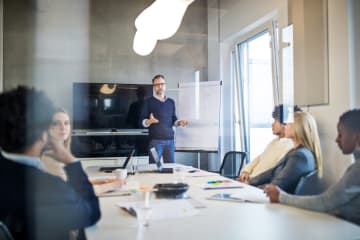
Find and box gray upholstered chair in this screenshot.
[219,151,247,179]
[294,170,326,195]
[0,222,14,240]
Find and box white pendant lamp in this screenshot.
[133,0,195,56]
[133,30,158,56]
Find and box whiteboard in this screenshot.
[175,81,221,151]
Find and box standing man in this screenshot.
[142,74,187,163]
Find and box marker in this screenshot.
[207,180,223,184]
[207,180,231,184]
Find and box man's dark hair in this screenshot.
[152,74,165,83]
[272,104,302,120]
[0,86,56,153]
[339,109,360,132]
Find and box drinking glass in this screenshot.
[131,157,138,174]
[173,166,186,183]
[134,190,152,227]
[135,206,152,228]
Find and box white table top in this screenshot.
[85,165,360,240]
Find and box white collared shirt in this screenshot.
[153,94,167,102]
[1,150,44,169]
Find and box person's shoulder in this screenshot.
[277,137,294,148]
[267,137,291,148]
[145,96,157,105]
[165,97,175,104]
[146,96,155,101]
[288,147,314,161]
[13,162,67,188]
[278,137,293,144]
[296,146,312,155]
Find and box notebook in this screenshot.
[135,148,173,173]
[98,149,135,172]
[202,180,244,190]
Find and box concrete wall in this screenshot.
[3,0,208,115]
[3,0,91,109]
[216,0,357,184]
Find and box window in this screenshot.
[232,23,279,162]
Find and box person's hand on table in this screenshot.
[264,184,280,203]
[91,178,125,195]
[237,172,250,184]
[90,178,124,185]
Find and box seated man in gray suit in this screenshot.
[0,86,101,240]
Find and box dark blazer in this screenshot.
[249,146,316,194]
[0,154,101,240]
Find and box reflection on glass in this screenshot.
[73,83,153,130]
[236,30,275,161]
[282,25,294,123]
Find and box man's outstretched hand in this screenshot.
[146,113,159,125]
[177,120,188,127]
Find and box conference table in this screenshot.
[85,164,360,240]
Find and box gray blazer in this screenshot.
[249,146,316,194]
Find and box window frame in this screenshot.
[230,20,280,162]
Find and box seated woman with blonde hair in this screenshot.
[248,111,323,194]
[41,108,123,195]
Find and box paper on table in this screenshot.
[117,199,199,220]
[230,187,269,203]
[186,170,219,177]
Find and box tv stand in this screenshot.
[71,129,149,158]
[73,129,148,136]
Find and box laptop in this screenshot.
[98,149,135,172]
[135,148,173,173]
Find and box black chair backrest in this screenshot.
[0,222,14,240]
[294,170,325,195]
[219,151,247,179]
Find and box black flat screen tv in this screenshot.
[73,82,153,130]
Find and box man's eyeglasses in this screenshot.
[153,83,166,87]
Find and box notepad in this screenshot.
[117,199,199,220]
[202,180,244,190]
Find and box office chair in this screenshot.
[219,151,247,179]
[294,170,326,195]
[0,222,14,240]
